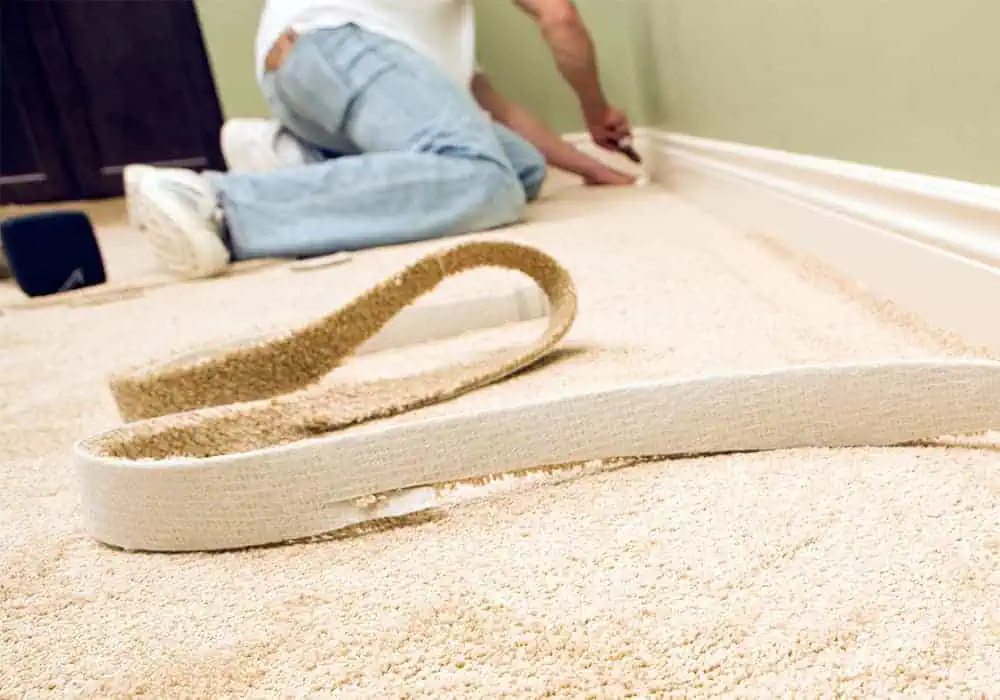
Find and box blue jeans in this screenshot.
[209,25,548,261]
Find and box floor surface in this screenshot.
[2,177,998,697]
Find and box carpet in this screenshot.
[2,177,997,697]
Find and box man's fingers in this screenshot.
[594,134,618,150]
[618,144,642,164]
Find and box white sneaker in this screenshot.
[133,168,231,279]
[220,118,310,173]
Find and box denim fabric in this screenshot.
[210,24,547,261]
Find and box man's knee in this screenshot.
[519,152,548,203]
[467,162,528,230]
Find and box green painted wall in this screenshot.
[195,0,269,119]
[648,0,1000,186]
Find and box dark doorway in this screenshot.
[1,0,226,205]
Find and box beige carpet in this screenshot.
[2,176,998,697]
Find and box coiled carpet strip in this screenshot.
[75,240,1000,552]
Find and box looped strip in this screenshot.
[85,240,578,461]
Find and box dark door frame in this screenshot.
[0,0,80,204]
[2,0,226,204]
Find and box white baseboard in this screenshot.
[563,129,1000,353]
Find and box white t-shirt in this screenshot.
[255,0,478,89]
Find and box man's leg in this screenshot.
[218,116,548,204]
[211,26,525,261]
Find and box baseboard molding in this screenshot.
[564,129,1000,353]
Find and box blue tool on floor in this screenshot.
[0,211,106,297]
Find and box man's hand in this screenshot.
[585,104,633,153]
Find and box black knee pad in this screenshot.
[0,211,106,297]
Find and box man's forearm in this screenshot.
[493,98,604,177]
[515,0,607,117]
[472,73,614,180]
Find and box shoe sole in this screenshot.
[123,164,156,232]
[135,178,230,279]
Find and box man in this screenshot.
[131,0,638,279]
